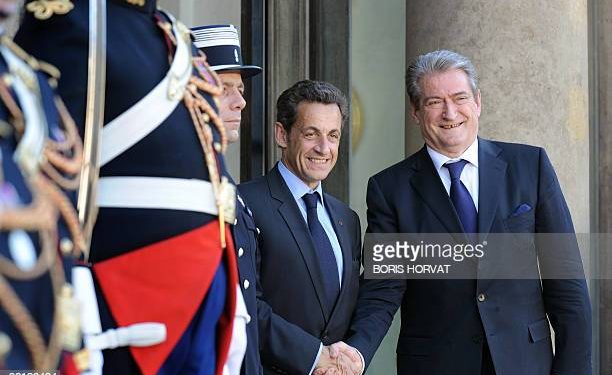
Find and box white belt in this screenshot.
[97,176,220,216]
[99,16,192,167]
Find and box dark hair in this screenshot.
[276,80,348,132]
[406,50,479,109]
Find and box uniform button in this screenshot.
[477,293,486,302]
[243,279,250,289]
[238,247,244,257]
[256,227,260,234]
[234,218,238,225]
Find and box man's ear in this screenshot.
[410,104,420,125]
[275,122,288,149]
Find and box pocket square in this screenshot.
[511,203,532,217]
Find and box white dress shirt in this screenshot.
[426,138,480,211]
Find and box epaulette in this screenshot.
[0,36,61,87]
[25,0,74,21]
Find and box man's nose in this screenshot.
[314,136,333,154]
[442,99,458,119]
[230,90,246,111]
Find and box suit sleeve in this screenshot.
[535,148,592,375]
[255,233,321,374]
[345,176,406,368]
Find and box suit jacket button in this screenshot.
[238,247,244,257]
[477,293,486,302]
[321,330,329,341]
[243,279,250,289]
[472,334,483,344]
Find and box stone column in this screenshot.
[593,0,611,372]
[404,0,590,234]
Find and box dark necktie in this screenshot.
[302,192,340,310]
[444,160,478,234]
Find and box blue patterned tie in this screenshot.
[302,192,340,310]
[444,160,478,234]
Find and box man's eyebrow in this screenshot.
[423,91,470,100]
[222,82,245,93]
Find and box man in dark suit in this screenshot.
[192,24,264,375]
[345,50,592,375]
[240,80,363,374]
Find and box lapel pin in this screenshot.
[338,220,343,226]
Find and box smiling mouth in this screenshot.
[307,157,329,165]
[441,122,464,129]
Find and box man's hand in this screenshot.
[314,342,364,375]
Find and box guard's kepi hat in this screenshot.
[191,24,262,78]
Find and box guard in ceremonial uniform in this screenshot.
[0,0,85,372]
[192,24,263,375]
[16,1,239,374]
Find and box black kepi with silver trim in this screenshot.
[191,24,262,77]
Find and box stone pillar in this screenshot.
[593,0,612,372]
[266,0,310,169]
[404,0,590,234]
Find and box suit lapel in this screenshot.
[476,139,507,288]
[477,138,507,237]
[267,165,331,320]
[324,196,352,296]
[409,147,464,239]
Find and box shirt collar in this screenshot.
[426,137,479,172]
[278,160,324,203]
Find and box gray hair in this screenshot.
[405,50,479,108]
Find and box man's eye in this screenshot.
[456,96,470,103]
[426,99,442,108]
[304,132,316,139]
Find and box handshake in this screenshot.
[314,341,364,375]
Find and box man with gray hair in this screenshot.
[343,50,592,374]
